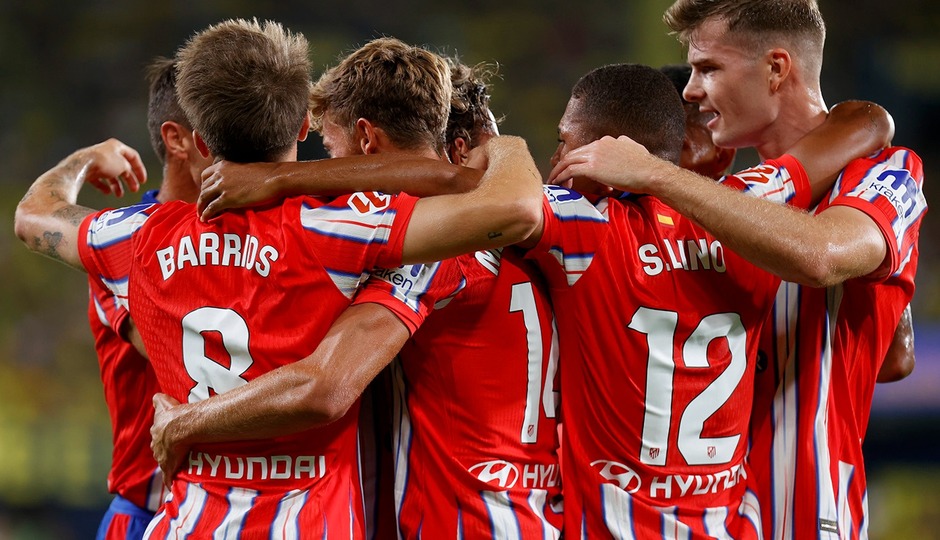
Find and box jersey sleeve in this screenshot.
[88,276,131,336]
[828,147,926,278]
[525,185,610,289]
[79,203,157,310]
[298,192,419,299]
[351,258,466,335]
[720,154,811,209]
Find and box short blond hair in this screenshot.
[310,37,452,153]
[176,18,312,162]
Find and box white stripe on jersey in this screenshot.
[703,506,730,539]
[391,358,412,540]
[142,506,168,540]
[169,482,209,539]
[101,275,130,310]
[896,242,915,277]
[326,268,371,299]
[543,318,560,420]
[770,281,800,540]
[860,489,870,540]
[837,461,856,540]
[272,489,308,540]
[526,490,561,540]
[300,203,395,245]
[814,285,843,536]
[728,163,800,205]
[92,294,110,327]
[659,506,691,540]
[545,247,593,287]
[738,489,763,540]
[369,262,445,314]
[834,149,926,245]
[481,490,522,540]
[600,483,637,540]
[146,466,169,512]
[433,277,465,309]
[214,487,257,540]
[86,204,154,249]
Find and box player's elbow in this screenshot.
[446,166,483,194]
[877,355,914,383]
[791,235,884,288]
[499,194,544,245]
[298,381,356,426]
[13,203,38,247]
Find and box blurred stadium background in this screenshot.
[1,0,937,537]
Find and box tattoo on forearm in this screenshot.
[33,232,65,262]
[487,231,503,240]
[52,205,93,227]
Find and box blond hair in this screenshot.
[310,37,452,153]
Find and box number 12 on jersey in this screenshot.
[629,307,747,467]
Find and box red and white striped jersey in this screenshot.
[748,147,926,540]
[354,248,563,539]
[79,192,423,539]
[527,155,808,539]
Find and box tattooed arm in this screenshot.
[14,139,147,270]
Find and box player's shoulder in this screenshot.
[850,146,922,173]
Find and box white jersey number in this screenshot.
[629,307,747,466]
[182,307,254,403]
[509,282,559,444]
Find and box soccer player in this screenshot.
[151,47,563,539]
[91,56,212,540]
[550,2,926,537]
[14,21,543,539]
[535,62,895,538]
[660,61,916,385]
[660,63,736,180]
[444,58,501,166]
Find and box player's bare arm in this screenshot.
[787,100,894,204]
[14,139,147,270]
[400,135,543,264]
[198,154,483,220]
[151,302,409,481]
[552,137,886,287]
[878,304,915,383]
[546,99,897,287]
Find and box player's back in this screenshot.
[81,192,417,539]
[749,146,925,540]
[528,187,779,539]
[360,249,563,539]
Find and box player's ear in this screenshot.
[448,137,471,166]
[297,111,311,143]
[193,131,211,159]
[161,121,190,161]
[768,48,792,93]
[356,118,381,155]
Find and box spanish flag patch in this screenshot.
[657,214,675,226]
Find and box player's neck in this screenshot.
[755,93,828,161]
[157,162,199,204]
[379,146,444,161]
